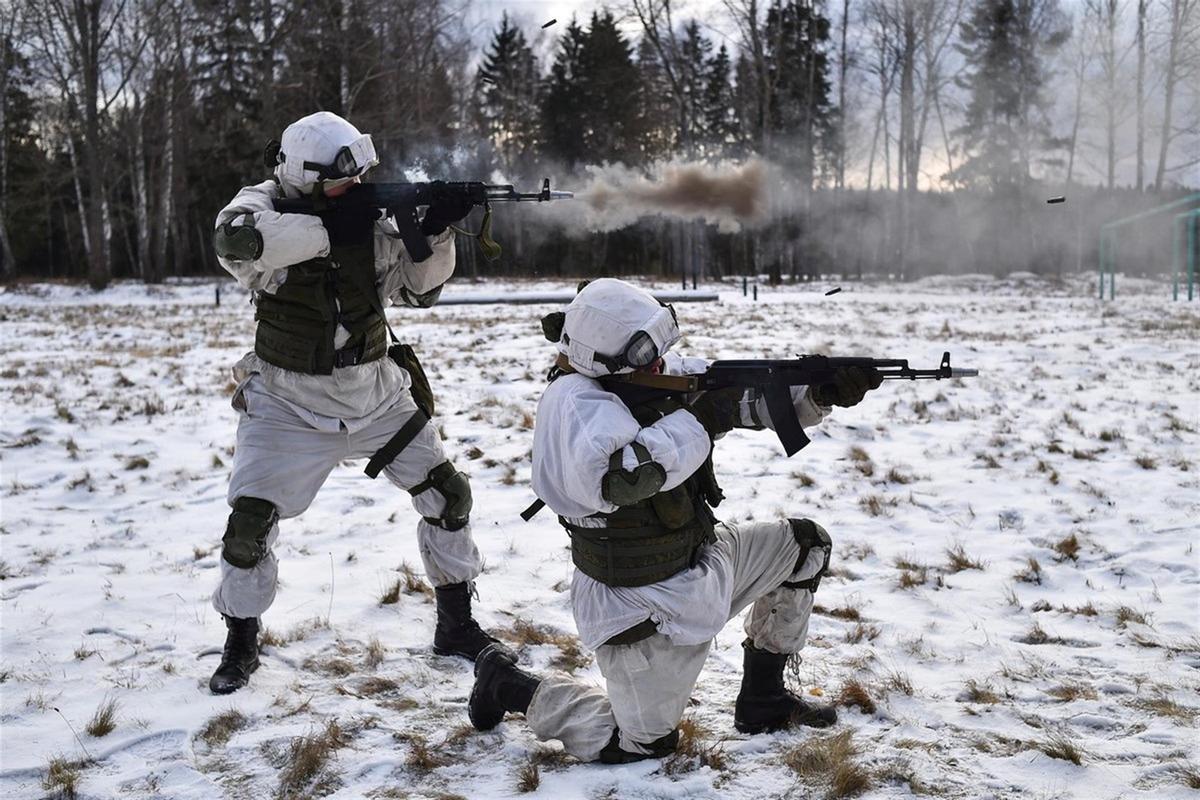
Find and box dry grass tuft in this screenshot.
[1134,455,1157,470]
[398,562,433,597]
[1047,683,1097,702]
[783,730,871,798]
[1132,694,1198,721]
[815,604,862,621]
[503,619,591,672]
[662,716,728,774]
[1060,601,1098,616]
[845,622,881,644]
[1052,534,1081,562]
[847,446,873,477]
[85,697,119,737]
[945,544,985,573]
[1013,557,1043,585]
[378,579,402,605]
[363,637,386,670]
[43,756,84,799]
[1115,606,1150,627]
[897,567,928,589]
[199,710,248,747]
[402,733,449,772]
[961,679,1001,704]
[515,758,540,792]
[276,720,348,797]
[1177,763,1200,789]
[356,676,399,697]
[1019,622,1067,645]
[1035,734,1084,765]
[859,494,895,517]
[836,680,877,715]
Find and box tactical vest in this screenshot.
[253,243,388,375]
[561,389,724,588]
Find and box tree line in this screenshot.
[1,0,1197,287]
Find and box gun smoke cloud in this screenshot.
[541,159,769,233]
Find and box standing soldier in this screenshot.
[207,111,499,694]
[469,279,883,762]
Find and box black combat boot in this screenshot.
[432,581,500,660]
[469,644,541,731]
[209,616,260,695]
[733,641,837,734]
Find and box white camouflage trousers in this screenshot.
[211,377,483,619]
[525,519,823,762]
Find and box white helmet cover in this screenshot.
[274,111,378,193]
[558,279,681,378]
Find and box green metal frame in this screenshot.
[1099,191,1200,300]
[1174,209,1199,301]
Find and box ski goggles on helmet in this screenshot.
[282,134,378,181]
[579,302,679,374]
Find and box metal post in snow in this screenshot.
[753,284,758,301]
[742,276,747,297]
[1174,216,1182,301]
[215,285,221,307]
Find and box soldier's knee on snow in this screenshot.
[598,728,679,764]
[412,461,472,531]
[222,496,279,569]
[781,518,832,594]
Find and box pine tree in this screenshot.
[677,21,712,157]
[541,19,588,166]
[475,14,541,177]
[950,0,1069,188]
[702,43,740,159]
[636,36,675,162]
[764,0,836,188]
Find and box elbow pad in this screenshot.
[214,221,264,261]
[601,442,666,507]
[399,283,444,308]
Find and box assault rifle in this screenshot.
[272,179,573,263]
[602,351,979,456]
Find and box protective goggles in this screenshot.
[282,134,378,181]
[585,303,678,374]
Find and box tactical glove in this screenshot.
[687,387,745,438]
[421,193,475,236]
[319,204,379,247]
[812,366,883,408]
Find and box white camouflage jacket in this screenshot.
[214,180,455,424]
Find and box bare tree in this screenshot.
[0,7,26,277]
[1153,0,1198,189]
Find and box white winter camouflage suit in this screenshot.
[526,352,832,761]
[210,180,483,619]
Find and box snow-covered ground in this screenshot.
[1,275,1197,799]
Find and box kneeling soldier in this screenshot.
[208,111,500,694]
[469,278,882,762]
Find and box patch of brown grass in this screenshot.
[1013,557,1043,585]
[401,733,449,772]
[276,720,348,798]
[859,494,895,517]
[398,562,433,597]
[515,758,540,792]
[199,710,248,747]
[844,623,881,644]
[85,697,119,737]
[783,730,871,798]
[1052,534,1081,562]
[1134,455,1157,470]
[1047,683,1097,702]
[1132,694,1198,721]
[815,604,862,621]
[961,679,1001,704]
[897,568,928,589]
[502,619,591,672]
[1035,734,1084,765]
[836,680,876,715]
[945,544,984,573]
[378,579,402,605]
[357,676,399,697]
[363,637,386,670]
[43,756,85,799]
[1059,601,1098,616]
[1115,606,1150,628]
[662,717,728,775]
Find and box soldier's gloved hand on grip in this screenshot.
[420,194,475,236]
[319,205,379,248]
[687,387,745,438]
[812,366,883,408]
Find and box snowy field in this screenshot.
[1,275,1197,799]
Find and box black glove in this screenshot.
[420,192,475,236]
[813,366,883,408]
[319,204,379,248]
[687,387,744,438]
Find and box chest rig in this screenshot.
[253,242,388,375]
[561,382,725,588]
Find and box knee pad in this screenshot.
[411,461,472,531]
[782,518,832,594]
[222,497,278,569]
[598,727,679,764]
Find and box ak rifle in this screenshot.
[272,178,573,263]
[605,351,979,457]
